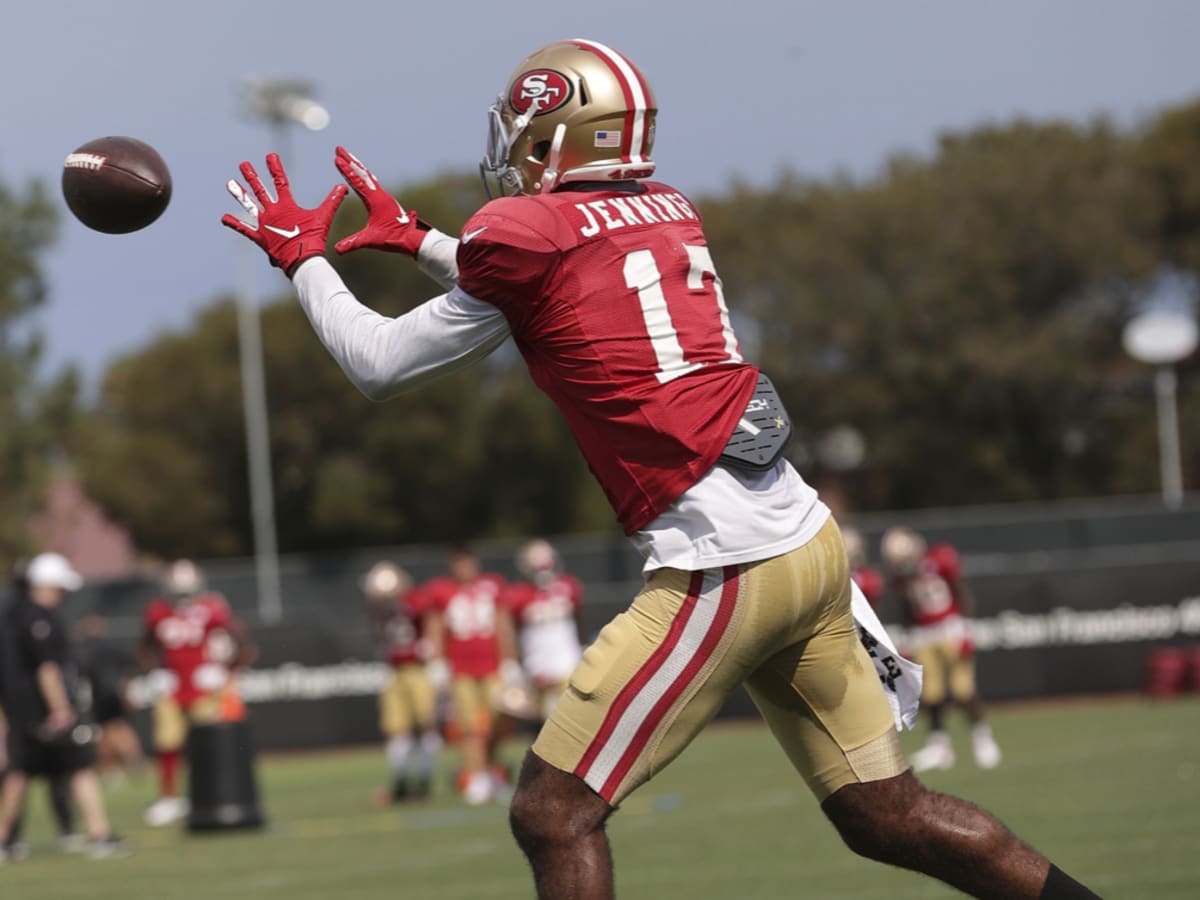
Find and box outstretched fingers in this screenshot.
[335,145,379,195]
[265,153,293,202]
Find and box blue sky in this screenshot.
[3,1,1199,383]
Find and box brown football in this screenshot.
[61,136,172,234]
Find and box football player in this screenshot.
[362,561,440,803]
[504,540,585,722]
[420,548,521,805]
[842,526,885,610]
[881,527,1001,773]
[222,38,1098,900]
[139,559,255,826]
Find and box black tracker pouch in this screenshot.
[718,371,793,472]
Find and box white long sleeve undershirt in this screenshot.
[290,245,509,401]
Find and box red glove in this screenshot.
[333,146,431,257]
[222,153,349,276]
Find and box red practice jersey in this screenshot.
[378,589,430,667]
[851,565,885,610]
[143,593,234,707]
[505,573,584,629]
[422,574,507,678]
[891,544,965,628]
[456,182,760,534]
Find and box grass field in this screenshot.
[4,696,1198,898]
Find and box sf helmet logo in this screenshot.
[510,69,573,116]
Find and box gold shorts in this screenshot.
[379,664,437,735]
[911,639,976,705]
[152,687,243,752]
[450,674,500,738]
[533,518,905,806]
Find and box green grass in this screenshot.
[5,696,1199,898]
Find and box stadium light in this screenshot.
[1122,308,1198,509]
[232,78,331,625]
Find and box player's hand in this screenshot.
[333,146,431,257]
[959,635,975,658]
[426,657,451,693]
[499,658,526,689]
[222,153,349,276]
[42,706,76,737]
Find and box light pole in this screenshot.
[1122,310,1198,509]
[235,78,331,624]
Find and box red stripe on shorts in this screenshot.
[574,571,705,784]
[597,566,740,799]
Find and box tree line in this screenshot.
[4,100,1199,563]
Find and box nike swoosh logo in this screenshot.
[396,213,410,225]
[462,226,488,243]
[264,224,301,239]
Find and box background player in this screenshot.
[221,37,1098,899]
[139,559,255,826]
[362,561,440,803]
[420,548,522,805]
[880,526,1001,772]
[842,526,884,610]
[504,540,584,723]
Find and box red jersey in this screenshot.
[851,565,885,610]
[422,574,507,678]
[375,589,429,667]
[456,183,759,534]
[892,544,965,627]
[143,593,234,707]
[504,573,583,628]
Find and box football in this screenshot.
[61,136,172,234]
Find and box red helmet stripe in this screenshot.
[569,39,650,165]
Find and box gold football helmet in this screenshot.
[880,527,928,574]
[481,39,658,197]
[840,526,867,569]
[515,538,559,581]
[164,558,204,597]
[361,561,412,601]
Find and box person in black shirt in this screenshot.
[0,553,126,860]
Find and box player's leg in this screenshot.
[951,651,1002,768]
[910,641,955,772]
[0,768,29,851]
[145,697,188,826]
[379,671,414,803]
[47,771,82,848]
[407,666,441,799]
[748,532,1097,898]
[509,752,614,900]
[511,563,763,899]
[822,772,1096,898]
[452,676,494,804]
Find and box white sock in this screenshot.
[386,735,414,778]
[418,731,442,779]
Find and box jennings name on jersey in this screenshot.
[456,182,760,535]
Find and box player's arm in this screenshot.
[292,261,509,401]
[495,606,519,665]
[136,630,159,672]
[228,616,259,669]
[23,614,75,730]
[36,662,75,730]
[221,152,509,400]
[422,607,451,692]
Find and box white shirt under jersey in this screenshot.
[290,232,830,574]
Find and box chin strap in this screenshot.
[537,124,568,194]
